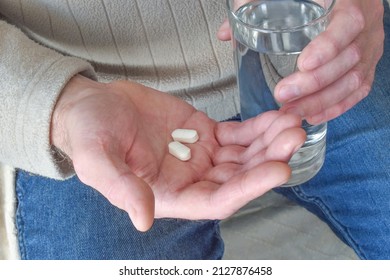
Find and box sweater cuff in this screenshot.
[16,56,96,180]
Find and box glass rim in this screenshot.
[226,0,336,33]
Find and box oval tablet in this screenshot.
[168,141,191,161]
[171,129,199,144]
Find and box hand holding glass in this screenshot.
[227,0,335,186]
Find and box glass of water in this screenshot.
[227,0,336,186]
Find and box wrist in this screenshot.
[50,74,104,157]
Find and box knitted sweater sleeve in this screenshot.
[0,19,96,179]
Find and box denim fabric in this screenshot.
[274,2,390,260]
[16,173,223,260]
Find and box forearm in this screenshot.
[0,19,96,179]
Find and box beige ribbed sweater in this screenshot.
[0,0,239,259]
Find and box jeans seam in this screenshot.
[15,175,27,260]
[291,186,367,260]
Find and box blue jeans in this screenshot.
[15,173,223,259]
[16,3,390,260]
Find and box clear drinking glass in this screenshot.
[227,0,335,186]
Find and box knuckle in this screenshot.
[348,41,362,63]
[348,6,365,31]
[322,31,341,56]
[349,69,364,91]
[311,70,325,90]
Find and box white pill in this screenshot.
[171,129,199,144]
[168,141,191,161]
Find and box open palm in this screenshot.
[53,77,305,231]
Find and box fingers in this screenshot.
[297,6,364,71]
[214,111,302,163]
[280,67,365,121]
[205,126,305,184]
[208,161,292,219]
[169,161,292,220]
[244,113,303,159]
[279,34,380,124]
[72,148,155,232]
[305,76,372,124]
[215,110,284,147]
[207,112,305,184]
[248,127,306,169]
[275,44,361,104]
[274,1,384,123]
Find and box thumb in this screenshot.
[73,150,155,232]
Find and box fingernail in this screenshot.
[278,85,300,102]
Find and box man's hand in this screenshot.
[218,0,385,124]
[51,75,305,232]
